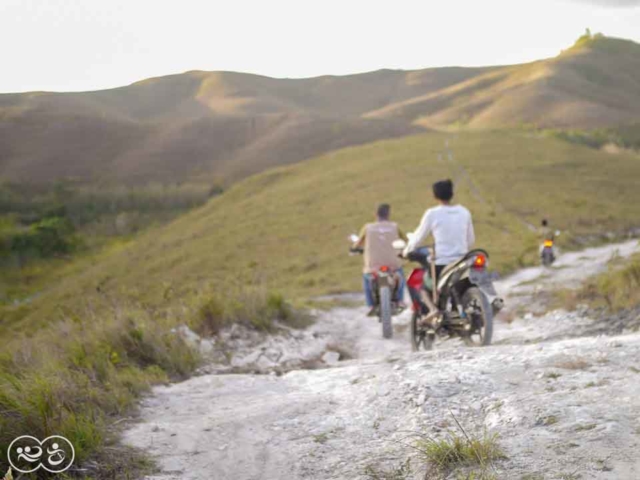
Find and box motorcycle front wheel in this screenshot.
[379,285,393,339]
[462,287,493,347]
[411,311,434,351]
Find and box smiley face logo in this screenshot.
[7,435,75,474]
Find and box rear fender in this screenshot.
[469,268,498,297]
[468,269,503,314]
[376,271,397,288]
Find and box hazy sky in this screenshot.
[1,0,639,93]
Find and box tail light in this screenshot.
[472,254,487,270]
[380,266,390,273]
[544,240,554,248]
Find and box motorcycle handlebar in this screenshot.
[349,246,431,266]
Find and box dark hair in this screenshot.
[377,203,390,220]
[433,179,454,202]
[541,219,548,227]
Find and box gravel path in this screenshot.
[123,240,640,480]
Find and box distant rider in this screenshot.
[540,219,555,242]
[353,204,408,316]
[539,218,557,258]
[403,179,475,280]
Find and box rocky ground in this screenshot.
[123,240,640,480]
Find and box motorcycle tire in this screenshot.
[380,285,393,339]
[410,311,421,351]
[411,311,433,351]
[541,248,554,267]
[462,287,493,347]
[424,332,435,351]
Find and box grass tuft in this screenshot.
[416,431,505,473]
[411,412,505,477]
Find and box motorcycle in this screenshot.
[540,230,561,267]
[349,234,404,339]
[402,244,504,351]
[540,239,555,266]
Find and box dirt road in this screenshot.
[123,240,640,479]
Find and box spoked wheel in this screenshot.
[379,286,393,339]
[411,311,434,351]
[462,287,493,347]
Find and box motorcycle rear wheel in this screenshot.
[541,248,555,266]
[462,287,493,347]
[380,286,393,339]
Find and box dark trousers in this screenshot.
[434,264,446,282]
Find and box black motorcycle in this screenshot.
[405,247,504,351]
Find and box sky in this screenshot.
[0,0,639,93]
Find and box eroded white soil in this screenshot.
[123,240,640,480]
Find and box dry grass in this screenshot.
[0,283,306,474]
[555,358,592,370]
[554,253,640,312]
[0,300,199,471]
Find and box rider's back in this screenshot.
[425,205,474,265]
[363,221,402,273]
[541,226,555,242]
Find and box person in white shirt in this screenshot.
[403,179,475,280]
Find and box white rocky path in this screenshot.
[123,240,640,480]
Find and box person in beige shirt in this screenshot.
[353,204,408,315]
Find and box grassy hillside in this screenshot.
[3,130,640,471]
[0,181,214,306]
[1,35,639,187]
[5,130,640,333]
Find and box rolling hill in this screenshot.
[5,129,640,333]
[1,35,639,186]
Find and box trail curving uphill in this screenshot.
[124,240,640,479]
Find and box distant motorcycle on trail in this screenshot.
[540,230,561,267]
[541,239,556,266]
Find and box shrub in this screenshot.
[6,215,79,266]
[194,296,228,335]
[265,292,293,321]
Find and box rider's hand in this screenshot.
[402,246,411,258]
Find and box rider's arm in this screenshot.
[354,225,367,248]
[406,210,432,253]
[467,214,476,248]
